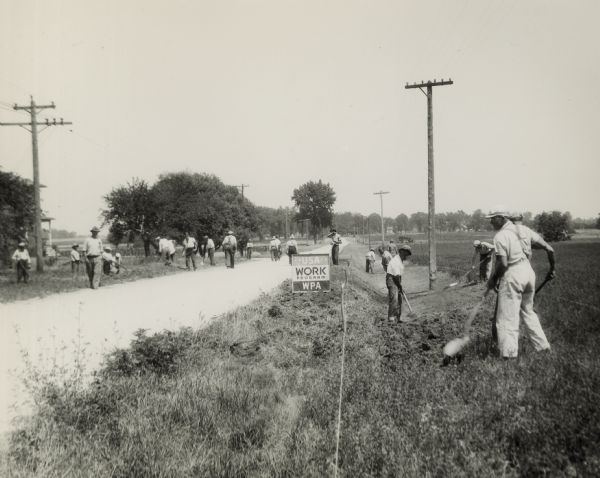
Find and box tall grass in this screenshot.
[4,240,600,477]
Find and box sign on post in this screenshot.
[291,254,330,292]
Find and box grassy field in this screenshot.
[2,237,599,476]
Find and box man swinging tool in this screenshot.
[486,208,553,358]
[385,245,412,324]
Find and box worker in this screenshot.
[380,247,392,273]
[472,240,495,282]
[182,231,198,271]
[222,230,237,268]
[114,250,122,271]
[286,234,298,265]
[329,229,342,265]
[365,248,376,273]
[275,235,282,261]
[12,242,31,284]
[205,235,215,266]
[246,241,253,260]
[101,246,119,275]
[385,245,412,323]
[388,239,399,256]
[269,236,278,261]
[70,244,81,279]
[486,209,551,358]
[157,236,176,265]
[84,226,103,288]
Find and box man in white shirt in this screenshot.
[182,232,198,271]
[472,240,495,282]
[246,241,254,260]
[329,229,342,265]
[222,230,237,268]
[205,236,215,266]
[70,244,81,279]
[286,234,298,265]
[365,248,376,273]
[157,236,176,265]
[269,236,278,261]
[102,246,117,275]
[486,209,551,358]
[12,242,31,284]
[84,226,103,289]
[386,245,412,323]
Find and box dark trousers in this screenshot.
[366,259,374,273]
[185,249,196,270]
[224,248,235,268]
[86,256,99,288]
[208,248,215,265]
[332,245,339,265]
[270,248,277,261]
[386,273,403,319]
[16,260,29,283]
[246,248,252,260]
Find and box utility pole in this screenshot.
[0,96,72,272]
[236,184,249,199]
[405,78,453,290]
[373,191,389,245]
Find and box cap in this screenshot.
[399,245,412,255]
[104,246,112,251]
[473,240,481,247]
[290,234,294,239]
[509,212,523,221]
[18,242,26,247]
[72,243,79,248]
[228,230,234,234]
[485,206,510,219]
[90,226,100,232]
[369,248,374,251]
[330,228,337,233]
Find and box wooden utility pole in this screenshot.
[373,191,389,245]
[405,78,453,290]
[0,97,72,272]
[236,184,249,199]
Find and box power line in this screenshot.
[373,191,389,244]
[0,97,72,273]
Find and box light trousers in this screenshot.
[496,260,550,358]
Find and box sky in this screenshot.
[1,0,599,234]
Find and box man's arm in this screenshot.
[487,254,508,291]
[531,238,556,278]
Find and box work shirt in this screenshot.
[84,237,103,257]
[492,221,526,266]
[223,234,237,249]
[183,237,197,250]
[114,252,122,264]
[388,242,399,256]
[476,242,495,255]
[514,224,543,259]
[70,249,81,262]
[366,250,376,261]
[206,238,215,249]
[101,251,114,263]
[158,238,175,255]
[330,233,342,246]
[12,249,31,263]
[274,238,281,249]
[270,239,278,249]
[246,242,253,248]
[381,250,392,266]
[286,239,297,250]
[387,254,405,276]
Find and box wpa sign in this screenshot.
[292,254,330,292]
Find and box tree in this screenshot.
[534,211,573,242]
[469,209,486,231]
[103,178,160,256]
[0,170,35,265]
[597,213,600,229]
[292,180,336,243]
[409,212,428,233]
[395,214,409,233]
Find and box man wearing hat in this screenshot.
[365,247,376,273]
[486,208,551,358]
[385,245,412,323]
[84,226,103,288]
[222,230,237,268]
[70,244,81,279]
[182,231,198,271]
[285,234,298,265]
[102,246,117,275]
[157,236,176,265]
[471,239,495,282]
[329,228,342,265]
[12,242,31,284]
[205,235,216,266]
[269,236,278,261]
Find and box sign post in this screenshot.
[291,254,330,292]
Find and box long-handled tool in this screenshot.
[443,288,490,357]
[400,289,417,320]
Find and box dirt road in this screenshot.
[0,241,345,434]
